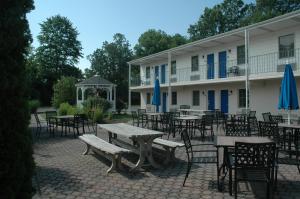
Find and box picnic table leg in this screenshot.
[83,144,90,155]
[145,137,161,169]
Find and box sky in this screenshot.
[28,0,254,71]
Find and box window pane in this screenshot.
[279,34,294,59]
[237,45,245,65]
[191,56,199,71]
[239,89,246,108]
[192,90,200,106]
[171,61,176,75]
[146,67,150,79]
[172,92,177,105]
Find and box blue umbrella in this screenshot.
[152,78,161,112]
[278,64,299,124]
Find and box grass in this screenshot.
[103,113,132,124]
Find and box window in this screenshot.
[146,67,150,79]
[238,89,246,108]
[237,45,245,65]
[171,61,176,75]
[192,90,200,106]
[171,92,177,105]
[191,56,199,71]
[146,93,151,104]
[279,34,294,59]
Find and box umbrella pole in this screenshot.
[288,110,291,125]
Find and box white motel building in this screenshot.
[127,10,300,119]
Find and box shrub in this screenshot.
[83,96,111,113]
[107,112,113,120]
[52,76,77,108]
[116,99,126,114]
[93,108,104,123]
[58,102,83,115]
[1,1,35,198]
[28,99,41,113]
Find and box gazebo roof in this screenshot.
[76,76,115,86]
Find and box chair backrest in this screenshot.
[131,111,138,119]
[262,112,271,122]
[249,111,256,117]
[201,114,214,126]
[258,121,279,139]
[34,112,41,125]
[181,129,193,161]
[270,115,284,123]
[225,119,250,136]
[137,109,146,115]
[235,142,276,169]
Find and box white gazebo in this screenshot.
[75,76,116,111]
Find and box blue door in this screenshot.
[207,54,214,79]
[219,51,227,78]
[220,90,229,113]
[161,65,166,84]
[162,92,167,112]
[208,90,215,110]
[154,66,159,81]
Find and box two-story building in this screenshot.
[128,10,300,118]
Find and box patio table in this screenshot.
[98,123,164,171]
[178,109,211,115]
[278,123,300,156]
[52,115,75,135]
[214,136,274,191]
[175,115,200,138]
[143,112,162,130]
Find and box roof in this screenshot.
[128,9,300,65]
[76,76,115,86]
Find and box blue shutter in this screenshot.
[207,54,214,79]
[219,51,227,78]
[221,90,229,113]
[208,90,215,110]
[161,64,166,84]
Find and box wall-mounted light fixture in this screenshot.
[202,55,205,59]
[229,90,233,95]
[228,49,231,53]
[202,91,206,96]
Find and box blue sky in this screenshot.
[28,0,254,71]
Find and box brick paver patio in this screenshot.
[32,123,300,199]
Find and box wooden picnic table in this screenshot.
[214,136,274,191]
[98,123,164,171]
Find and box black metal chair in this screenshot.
[181,129,217,186]
[34,112,47,137]
[262,112,271,122]
[228,142,277,198]
[137,109,148,128]
[225,119,250,137]
[197,115,214,140]
[45,111,58,136]
[270,115,284,123]
[68,114,85,137]
[131,111,139,126]
[249,110,256,117]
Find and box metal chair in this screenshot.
[34,112,47,137]
[228,142,277,198]
[131,111,139,126]
[181,129,217,186]
[45,111,58,136]
[262,112,271,122]
[225,119,250,137]
[197,115,214,140]
[270,115,284,123]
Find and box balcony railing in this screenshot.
[130,49,300,87]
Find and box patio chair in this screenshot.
[270,115,284,123]
[159,113,171,135]
[262,112,271,122]
[258,121,279,140]
[227,142,277,198]
[181,129,217,186]
[137,109,148,128]
[131,111,139,126]
[225,119,250,137]
[84,110,96,133]
[67,114,85,137]
[45,111,58,136]
[249,110,256,117]
[34,112,47,137]
[248,116,259,136]
[197,115,214,140]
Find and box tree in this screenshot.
[134,29,187,57]
[87,33,133,111]
[35,15,83,104]
[188,0,249,41]
[52,76,77,108]
[0,0,34,198]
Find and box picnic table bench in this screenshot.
[79,134,131,173]
[153,138,184,164]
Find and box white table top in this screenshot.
[278,123,300,129]
[144,112,162,116]
[214,136,274,147]
[178,109,212,113]
[54,115,74,119]
[98,123,164,139]
[175,115,200,120]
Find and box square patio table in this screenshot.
[98,123,164,171]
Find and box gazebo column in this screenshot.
[113,86,116,111]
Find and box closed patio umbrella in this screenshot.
[152,78,161,112]
[278,64,299,124]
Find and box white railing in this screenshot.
[130,49,300,87]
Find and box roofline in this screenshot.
[128,9,300,65]
[75,83,116,87]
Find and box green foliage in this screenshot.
[134,29,187,57]
[0,0,35,198]
[188,0,300,41]
[87,33,133,105]
[107,112,113,120]
[34,15,83,105]
[52,76,77,108]
[58,102,83,115]
[82,96,111,113]
[93,108,104,123]
[28,100,41,113]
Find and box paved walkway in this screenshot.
[32,125,300,199]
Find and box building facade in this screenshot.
[128,11,300,119]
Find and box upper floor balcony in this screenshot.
[130,48,300,88]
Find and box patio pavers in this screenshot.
[32,126,300,199]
